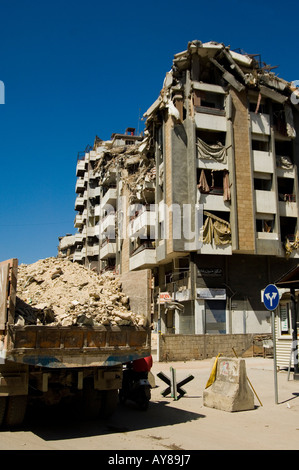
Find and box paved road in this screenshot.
[0,357,298,451]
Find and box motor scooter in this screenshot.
[119,356,153,410]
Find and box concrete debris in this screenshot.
[15,257,147,327]
[93,139,155,203]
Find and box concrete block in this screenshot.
[203,357,255,412]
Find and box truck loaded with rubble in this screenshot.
[0,257,152,426]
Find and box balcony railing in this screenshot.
[250,112,270,135]
[101,187,117,210]
[129,209,156,238]
[252,150,274,173]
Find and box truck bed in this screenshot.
[4,324,151,368]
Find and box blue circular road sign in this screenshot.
[263,284,280,311]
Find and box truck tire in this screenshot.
[5,395,27,427]
[0,397,7,426]
[100,389,118,418]
[136,386,151,411]
[82,387,103,419]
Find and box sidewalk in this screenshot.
[149,356,299,450]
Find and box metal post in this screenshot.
[290,288,299,380]
[157,288,160,363]
[170,367,177,400]
[272,309,278,404]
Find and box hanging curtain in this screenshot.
[202,211,231,246]
[202,216,214,244]
[223,170,231,202]
[197,137,227,163]
[197,169,210,193]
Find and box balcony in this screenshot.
[88,186,101,198]
[100,213,116,236]
[252,150,274,173]
[101,187,117,210]
[80,245,99,257]
[87,245,99,257]
[94,205,101,217]
[100,241,116,259]
[199,194,230,212]
[73,249,83,261]
[129,245,157,270]
[128,209,156,238]
[82,226,98,238]
[250,112,270,135]
[255,190,276,214]
[75,232,84,243]
[82,208,87,222]
[76,159,86,176]
[75,195,85,210]
[89,150,97,162]
[75,178,85,193]
[74,214,84,228]
[279,200,298,218]
[194,112,226,132]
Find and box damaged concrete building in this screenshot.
[69,40,299,356]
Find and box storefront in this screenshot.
[275,266,299,379]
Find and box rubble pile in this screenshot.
[15,257,147,327]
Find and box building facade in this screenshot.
[69,40,299,338]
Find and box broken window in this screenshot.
[196,130,227,163]
[249,101,269,114]
[252,139,269,152]
[256,218,274,233]
[254,176,272,191]
[197,130,226,146]
[273,103,287,136]
[197,169,231,201]
[280,216,297,240]
[277,177,296,202]
[193,90,225,113]
[275,140,293,167]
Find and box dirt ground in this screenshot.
[0,356,298,451]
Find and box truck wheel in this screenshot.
[5,395,27,427]
[100,390,119,418]
[136,387,151,411]
[82,386,102,419]
[0,397,7,426]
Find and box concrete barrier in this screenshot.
[203,357,255,412]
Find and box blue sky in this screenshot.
[0,0,298,265]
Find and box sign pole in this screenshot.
[272,308,278,404]
[157,287,160,363]
[263,284,280,404]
